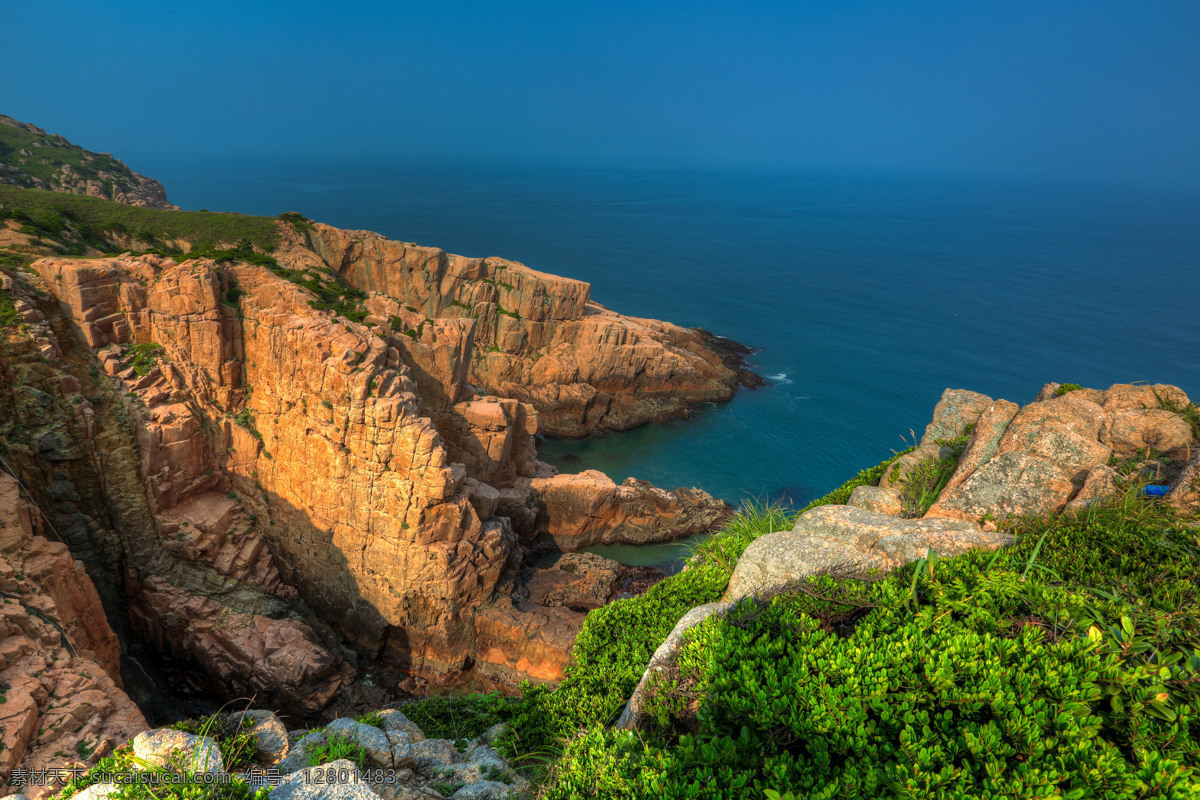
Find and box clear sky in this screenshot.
[2,0,1198,185]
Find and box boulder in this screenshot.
[409,738,462,774]
[268,760,377,800]
[277,731,327,775]
[131,729,223,775]
[1100,409,1194,460]
[233,709,289,765]
[845,485,903,516]
[323,718,393,768]
[378,709,425,742]
[724,533,881,603]
[919,389,993,446]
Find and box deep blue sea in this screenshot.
[137,156,1200,565]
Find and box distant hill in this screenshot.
[0,114,176,209]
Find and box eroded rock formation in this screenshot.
[0,209,740,741]
[0,473,147,796]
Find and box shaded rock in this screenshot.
[1064,465,1120,513]
[920,389,993,446]
[409,738,461,774]
[132,729,223,775]
[845,485,903,516]
[1101,408,1194,460]
[234,709,290,765]
[378,709,425,742]
[269,760,377,800]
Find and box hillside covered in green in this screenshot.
[0,114,175,209]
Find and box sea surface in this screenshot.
[137,156,1200,570]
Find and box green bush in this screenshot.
[1055,383,1085,396]
[308,732,366,768]
[541,489,1200,799]
[0,290,19,328]
[128,342,165,375]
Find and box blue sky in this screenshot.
[2,1,1198,185]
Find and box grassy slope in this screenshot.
[0,120,140,188]
[0,184,278,254]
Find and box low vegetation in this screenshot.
[392,450,1200,798]
[0,185,280,256]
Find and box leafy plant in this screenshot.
[1055,382,1084,395]
[307,733,366,768]
[129,342,165,376]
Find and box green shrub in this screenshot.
[546,510,1200,798]
[129,342,165,375]
[308,733,366,768]
[1055,382,1084,396]
[354,710,384,729]
[0,290,19,328]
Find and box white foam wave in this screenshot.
[768,372,794,385]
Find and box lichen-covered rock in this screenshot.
[845,485,903,516]
[919,388,993,446]
[232,709,289,765]
[408,738,461,773]
[377,709,425,743]
[451,782,517,800]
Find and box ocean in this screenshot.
[136,156,1200,567]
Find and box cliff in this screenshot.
[0,116,175,210]
[0,183,745,769]
[0,473,147,795]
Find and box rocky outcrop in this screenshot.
[518,470,731,551]
[0,115,176,209]
[295,223,750,437]
[0,474,147,796]
[927,383,1197,522]
[618,381,1200,731]
[6,232,733,709]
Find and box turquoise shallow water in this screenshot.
[137,156,1200,550]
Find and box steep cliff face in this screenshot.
[300,224,746,436]
[0,116,175,210]
[0,473,147,795]
[0,261,354,722]
[8,231,731,704]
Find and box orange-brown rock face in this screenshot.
[301,224,747,436]
[0,474,147,796]
[521,470,732,551]
[12,213,742,703]
[923,383,1198,522]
